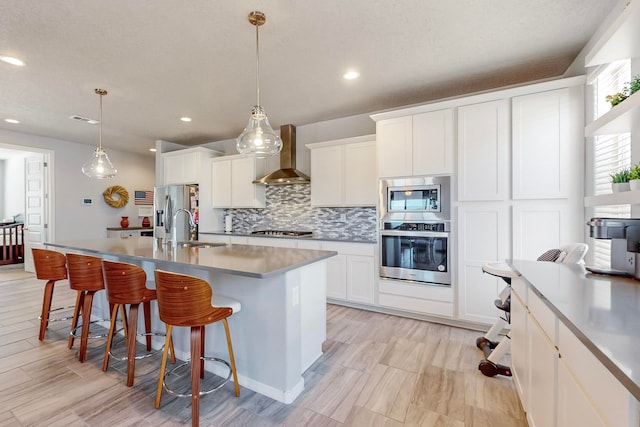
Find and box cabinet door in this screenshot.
[413,109,454,175]
[457,203,510,324]
[346,255,375,304]
[512,202,570,261]
[457,99,509,201]
[231,157,265,208]
[377,116,413,178]
[512,89,569,200]
[310,145,344,206]
[510,287,529,412]
[211,159,232,208]
[326,254,347,300]
[527,316,557,427]
[164,152,198,185]
[344,141,377,206]
[557,360,606,427]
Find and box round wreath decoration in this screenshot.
[103,185,129,208]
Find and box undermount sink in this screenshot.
[175,241,225,249]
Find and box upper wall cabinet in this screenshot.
[163,147,219,185]
[512,88,570,200]
[457,99,510,201]
[375,109,454,178]
[307,135,376,207]
[211,155,268,208]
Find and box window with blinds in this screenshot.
[590,59,631,268]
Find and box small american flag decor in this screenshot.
[134,190,153,205]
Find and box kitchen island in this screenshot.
[46,237,337,403]
[508,260,640,426]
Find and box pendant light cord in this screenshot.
[99,92,103,150]
[255,20,260,107]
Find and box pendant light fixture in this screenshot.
[236,11,282,157]
[82,88,117,179]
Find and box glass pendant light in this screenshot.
[82,88,117,179]
[236,11,282,157]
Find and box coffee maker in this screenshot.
[586,217,640,277]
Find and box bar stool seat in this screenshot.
[102,260,175,386]
[32,248,75,341]
[66,253,110,362]
[154,270,240,427]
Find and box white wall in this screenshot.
[0,128,155,241]
[3,155,26,220]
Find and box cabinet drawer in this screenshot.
[527,288,557,345]
[378,293,453,317]
[321,241,375,256]
[558,322,631,427]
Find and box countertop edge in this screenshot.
[200,230,377,244]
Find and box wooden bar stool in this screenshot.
[154,270,240,427]
[66,253,109,362]
[102,260,175,386]
[32,248,76,341]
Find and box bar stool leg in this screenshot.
[39,280,55,340]
[190,326,202,427]
[78,290,96,362]
[200,326,205,379]
[102,303,120,371]
[222,318,240,397]
[144,301,152,351]
[155,325,173,409]
[68,291,84,349]
[126,303,140,387]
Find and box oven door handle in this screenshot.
[380,230,449,238]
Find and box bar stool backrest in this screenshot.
[66,253,105,292]
[102,260,149,304]
[32,248,67,281]
[154,270,232,328]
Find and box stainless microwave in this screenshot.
[380,176,451,222]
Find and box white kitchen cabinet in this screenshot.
[527,314,558,427]
[346,255,375,304]
[510,287,529,412]
[163,147,217,186]
[376,110,453,178]
[557,360,606,427]
[512,201,571,261]
[378,279,454,318]
[211,155,267,208]
[457,99,510,201]
[512,88,570,200]
[456,203,510,324]
[307,136,376,207]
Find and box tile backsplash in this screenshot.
[224,184,377,241]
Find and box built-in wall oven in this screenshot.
[379,176,451,285]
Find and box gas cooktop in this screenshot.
[250,230,313,237]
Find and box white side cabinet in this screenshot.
[307,135,376,207]
[375,109,453,178]
[298,240,376,304]
[457,99,510,201]
[211,155,268,208]
[163,147,217,185]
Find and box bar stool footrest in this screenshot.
[108,331,166,361]
[163,356,232,398]
[69,319,113,340]
[38,304,76,322]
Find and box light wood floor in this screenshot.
[0,269,527,426]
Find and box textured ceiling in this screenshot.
[0,0,619,156]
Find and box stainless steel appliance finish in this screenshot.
[154,184,199,243]
[586,217,640,276]
[253,124,311,185]
[251,230,313,237]
[380,220,451,285]
[380,176,451,223]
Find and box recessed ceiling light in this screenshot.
[70,115,99,125]
[343,71,359,80]
[149,148,157,152]
[4,118,19,124]
[1,56,25,66]
[180,117,192,122]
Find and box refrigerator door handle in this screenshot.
[164,195,172,234]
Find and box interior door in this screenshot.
[23,154,48,272]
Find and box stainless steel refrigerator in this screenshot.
[153,184,199,242]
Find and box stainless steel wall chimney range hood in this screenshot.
[253,124,310,185]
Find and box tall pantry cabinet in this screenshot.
[457,80,584,324]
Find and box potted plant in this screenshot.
[611,167,631,192]
[606,90,629,107]
[629,75,640,96]
[629,163,640,190]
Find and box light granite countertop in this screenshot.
[200,230,377,244]
[510,259,640,400]
[46,236,337,279]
